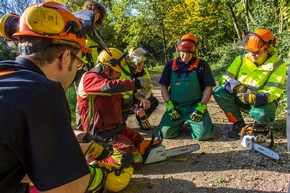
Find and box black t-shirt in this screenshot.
[159,57,216,90]
[0,57,89,192]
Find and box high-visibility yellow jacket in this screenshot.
[219,48,286,103]
[81,35,99,70]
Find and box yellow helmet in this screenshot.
[11,2,90,52]
[97,162,134,192]
[97,47,127,73]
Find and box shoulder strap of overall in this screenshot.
[171,58,200,71]
[172,58,178,71]
[187,58,200,71]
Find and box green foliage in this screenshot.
[0,40,18,60]
[147,65,164,74]
[209,43,244,80]
[66,85,77,127]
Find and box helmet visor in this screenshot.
[178,41,196,53]
[129,47,147,65]
[237,32,267,53]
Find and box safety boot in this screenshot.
[228,120,246,139]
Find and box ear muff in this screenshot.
[94,62,106,74]
[0,13,20,40]
[26,6,65,35]
[268,38,278,48]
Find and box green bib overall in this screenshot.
[158,69,214,140]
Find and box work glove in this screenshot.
[190,102,207,122]
[138,115,151,130]
[134,89,152,102]
[233,84,249,94]
[165,100,180,120]
[237,93,268,107]
[85,141,113,161]
[237,93,256,105]
[83,133,113,161]
[134,78,151,90]
[87,162,107,192]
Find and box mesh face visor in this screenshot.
[177,40,196,53]
[237,32,268,53]
[129,47,147,65]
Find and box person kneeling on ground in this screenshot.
[121,47,159,130]
[158,33,216,140]
[77,47,152,169]
[213,29,286,139]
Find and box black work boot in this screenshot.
[228,120,246,139]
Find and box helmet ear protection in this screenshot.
[0,13,20,40]
[238,30,277,53]
[0,2,91,53]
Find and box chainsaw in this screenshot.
[142,133,200,164]
[239,123,279,160]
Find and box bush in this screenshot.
[66,85,77,127]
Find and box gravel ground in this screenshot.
[106,73,290,193]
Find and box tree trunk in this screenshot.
[243,0,256,27]
[160,20,168,64]
[226,2,242,41]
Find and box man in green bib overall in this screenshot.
[158,33,216,140]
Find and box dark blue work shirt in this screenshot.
[0,57,89,192]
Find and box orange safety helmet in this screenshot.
[177,33,198,53]
[240,29,276,53]
[12,2,90,52]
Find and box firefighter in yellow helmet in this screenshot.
[77,47,151,169]
[213,29,286,139]
[158,33,216,140]
[0,1,112,192]
[120,47,159,131]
